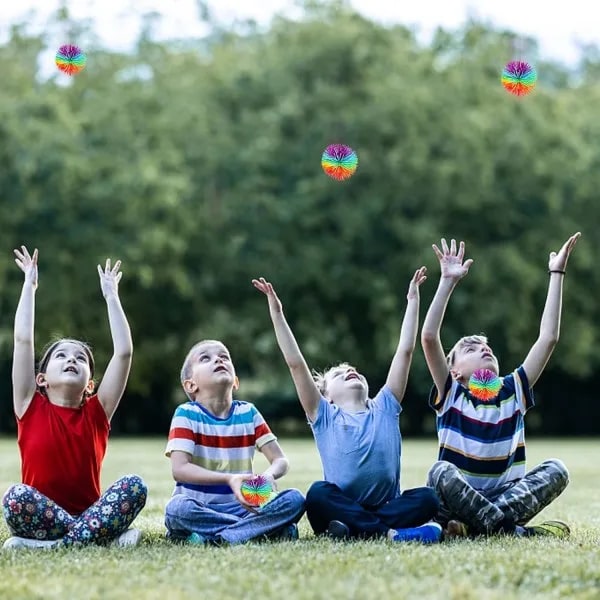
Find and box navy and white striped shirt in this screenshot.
[429,366,534,491]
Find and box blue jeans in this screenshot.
[306,481,440,538]
[164,488,306,544]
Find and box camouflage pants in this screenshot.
[427,459,569,535]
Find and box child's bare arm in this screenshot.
[522,232,580,386]
[260,440,290,490]
[170,451,256,509]
[96,259,133,420]
[385,267,427,401]
[421,239,473,397]
[12,246,38,419]
[252,278,321,421]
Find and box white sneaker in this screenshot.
[114,528,142,547]
[3,536,59,550]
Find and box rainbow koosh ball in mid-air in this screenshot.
[321,144,358,181]
[240,475,277,507]
[501,61,537,96]
[55,44,87,76]
[468,369,502,402]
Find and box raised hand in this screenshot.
[252,277,282,313]
[548,232,581,272]
[432,239,473,281]
[97,259,123,299]
[14,246,38,288]
[407,266,427,300]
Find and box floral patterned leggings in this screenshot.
[2,474,147,546]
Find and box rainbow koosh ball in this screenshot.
[501,61,537,96]
[240,475,277,507]
[55,44,87,76]
[468,369,502,401]
[321,144,358,181]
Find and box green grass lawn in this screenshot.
[0,437,598,600]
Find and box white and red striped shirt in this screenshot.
[165,399,276,504]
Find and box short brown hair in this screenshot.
[446,335,488,367]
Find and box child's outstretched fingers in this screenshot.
[433,238,473,280]
[252,277,271,295]
[97,258,123,297]
[14,246,38,285]
[252,277,283,312]
[549,232,581,271]
[413,266,427,286]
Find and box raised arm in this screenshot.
[12,246,38,419]
[421,239,473,397]
[522,232,580,386]
[252,277,321,422]
[96,259,133,420]
[385,267,427,401]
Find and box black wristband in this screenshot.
[549,270,566,275]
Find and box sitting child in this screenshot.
[421,235,579,538]
[3,247,147,550]
[164,339,305,544]
[253,269,441,543]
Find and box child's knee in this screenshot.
[164,493,190,519]
[305,481,332,508]
[281,488,306,507]
[2,483,35,507]
[543,458,570,487]
[422,487,441,514]
[427,460,458,489]
[131,475,148,504]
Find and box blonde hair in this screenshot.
[180,339,228,399]
[446,335,488,367]
[312,362,355,396]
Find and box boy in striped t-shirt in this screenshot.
[421,234,580,538]
[164,340,305,545]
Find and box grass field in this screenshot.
[0,437,598,600]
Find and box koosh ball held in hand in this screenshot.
[501,61,537,96]
[321,144,358,181]
[468,369,502,402]
[240,475,277,507]
[55,45,87,76]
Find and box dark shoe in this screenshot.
[326,520,350,540]
[523,520,570,539]
[276,523,299,541]
[444,520,469,539]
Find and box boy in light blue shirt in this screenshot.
[253,268,441,543]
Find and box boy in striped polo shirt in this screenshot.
[421,234,580,538]
[164,340,305,544]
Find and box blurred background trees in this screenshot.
[0,0,598,436]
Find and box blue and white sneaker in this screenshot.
[387,522,442,544]
[277,523,299,541]
[166,530,206,545]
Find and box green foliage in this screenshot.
[0,4,598,433]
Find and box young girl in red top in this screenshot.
[2,246,147,549]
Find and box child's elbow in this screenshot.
[542,334,559,350]
[421,331,437,345]
[278,457,290,476]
